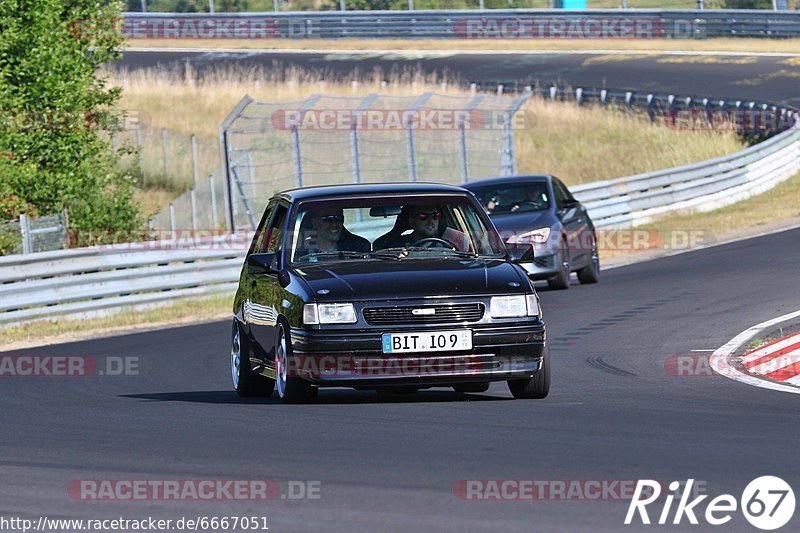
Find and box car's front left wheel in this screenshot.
[231,320,275,397]
[274,322,317,404]
[507,346,550,399]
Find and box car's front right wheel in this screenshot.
[274,322,317,404]
[507,346,550,399]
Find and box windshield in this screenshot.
[288,195,506,264]
[469,182,551,215]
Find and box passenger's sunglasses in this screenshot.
[413,211,441,221]
[317,214,344,223]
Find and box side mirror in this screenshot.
[506,242,534,263]
[561,199,580,210]
[247,252,279,275]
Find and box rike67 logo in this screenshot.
[625,477,795,530]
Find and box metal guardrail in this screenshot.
[0,236,249,326]
[3,86,798,327]
[123,10,800,39]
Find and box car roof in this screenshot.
[274,182,470,202]
[463,175,553,188]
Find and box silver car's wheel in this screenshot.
[275,326,288,398]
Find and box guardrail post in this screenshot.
[209,175,219,230]
[162,128,169,177]
[600,89,608,105]
[549,86,557,100]
[576,88,583,105]
[19,214,32,255]
[625,91,633,109]
[191,134,199,188]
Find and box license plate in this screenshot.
[382,330,472,354]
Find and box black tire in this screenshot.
[453,382,490,393]
[231,320,275,398]
[577,233,600,285]
[274,322,317,404]
[547,241,570,290]
[507,346,550,400]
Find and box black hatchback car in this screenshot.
[230,183,548,403]
[465,175,599,290]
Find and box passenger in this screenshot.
[296,207,370,260]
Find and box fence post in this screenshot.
[500,88,532,176]
[135,120,143,182]
[339,0,345,10]
[191,134,200,188]
[209,0,215,13]
[209,175,219,230]
[405,93,432,182]
[246,150,257,200]
[169,203,176,235]
[219,95,255,234]
[458,121,469,184]
[191,189,198,232]
[141,0,147,12]
[274,0,280,12]
[291,126,304,188]
[162,128,169,178]
[19,214,32,255]
[350,123,361,184]
[408,0,414,9]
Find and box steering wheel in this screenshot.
[411,237,455,250]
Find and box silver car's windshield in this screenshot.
[469,182,551,215]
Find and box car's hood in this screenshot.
[293,258,526,301]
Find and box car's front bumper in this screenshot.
[520,253,560,280]
[288,322,545,387]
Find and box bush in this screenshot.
[0,0,142,241]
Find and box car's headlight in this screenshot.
[489,294,541,318]
[303,303,357,325]
[516,227,551,244]
[526,293,542,319]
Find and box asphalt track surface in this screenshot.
[117,50,800,107]
[1,50,799,532]
[3,228,800,532]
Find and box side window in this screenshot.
[249,204,275,255]
[262,205,288,254]
[552,180,565,210]
[555,178,575,203]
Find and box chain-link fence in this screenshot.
[0,212,69,256]
[220,90,531,231]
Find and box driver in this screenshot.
[295,207,370,260]
[377,205,447,249]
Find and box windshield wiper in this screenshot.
[297,250,372,261]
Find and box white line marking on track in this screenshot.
[690,349,715,352]
[710,310,800,395]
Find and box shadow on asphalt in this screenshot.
[120,389,512,405]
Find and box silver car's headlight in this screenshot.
[303,303,357,325]
[489,294,541,319]
[517,227,551,244]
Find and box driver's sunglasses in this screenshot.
[414,211,441,221]
[318,214,344,223]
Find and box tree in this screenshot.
[0,0,141,240]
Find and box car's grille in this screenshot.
[363,303,485,325]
